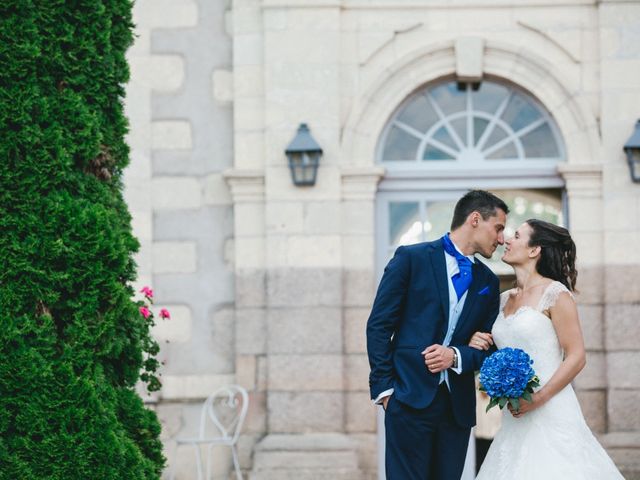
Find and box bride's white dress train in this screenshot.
[476,281,624,479]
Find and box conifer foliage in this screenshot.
[0,1,164,478]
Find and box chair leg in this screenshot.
[231,445,242,480]
[194,444,204,480]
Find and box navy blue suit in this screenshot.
[366,239,499,479]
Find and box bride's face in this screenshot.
[502,222,534,265]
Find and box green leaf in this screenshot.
[486,397,499,412]
[509,397,521,412]
[498,397,508,409]
[522,391,532,403]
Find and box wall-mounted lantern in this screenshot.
[285,123,322,186]
[623,119,640,183]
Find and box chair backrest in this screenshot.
[198,384,249,445]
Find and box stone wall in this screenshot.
[123,0,640,478]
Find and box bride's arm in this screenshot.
[514,292,586,417]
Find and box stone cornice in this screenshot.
[341,166,386,201]
[223,169,265,203]
[557,163,603,198]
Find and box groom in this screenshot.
[366,190,508,479]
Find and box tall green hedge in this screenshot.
[0,1,164,478]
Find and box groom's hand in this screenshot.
[422,344,454,373]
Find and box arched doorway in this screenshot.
[374,78,567,479]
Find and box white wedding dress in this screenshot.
[476,281,624,480]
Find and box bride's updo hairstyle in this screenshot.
[526,219,578,292]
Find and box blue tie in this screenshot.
[441,234,473,300]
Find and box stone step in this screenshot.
[249,433,363,480]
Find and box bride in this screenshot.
[469,219,623,479]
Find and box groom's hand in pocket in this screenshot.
[422,344,454,373]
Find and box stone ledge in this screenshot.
[255,433,356,452]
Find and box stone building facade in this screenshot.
[124,0,640,478]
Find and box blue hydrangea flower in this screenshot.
[479,348,536,399]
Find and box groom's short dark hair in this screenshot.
[450,190,509,230]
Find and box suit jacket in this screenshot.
[366,238,499,428]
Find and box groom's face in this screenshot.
[473,208,507,259]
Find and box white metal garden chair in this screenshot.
[169,384,249,480]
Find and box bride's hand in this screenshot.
[468,332,493,350]
[508,392,545,418]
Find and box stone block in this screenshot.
[266,202,304,234]
[609,389,640,431]
[268,355,343,391]
[455,37,484,82]
[236,308,267,355]
[607,352,640,389]
[234,65,264,97]
[605,303,640,351]
[235,97,265,131]
[574,352,607,390]
[152,177,202,210]
[235,33,263,66]
[602,59,640,90]
[286,235,342,268]
[161,374,235,400]
[212,69,233,103]
[152,242,197,274]
[304,201,341,235]
[345,307,369,354]
[236,236,266,269]
[129,55,184,92]
[575,389,606,433]
[244,391,268,434]
[257,355,268,392]
[346,354,370,392]
[151,120,192,150]
[342,236,374,269]
[346,392,376,433]
[344,269,376,307]
[133,0,198,28]
[268,392,343,433]
[574,265,605,305]
[234,202,265,237]
[237,433,262,471]
[151,304,192,343]
[203,173,232,206]
[236,355,257,390]
[250,433,363,480]
[342,201,375,235]
[349,433,378,475]
[578,304,603,351]
[237,270,266,308]
[267,307,342,354]
[267,268,342,307]
[605,265,640,304]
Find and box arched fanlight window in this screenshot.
[378,80,564,166]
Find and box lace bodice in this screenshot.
[492,281,573,386]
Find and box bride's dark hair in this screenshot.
[526,219,578,292]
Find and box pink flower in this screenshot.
[140,286,154,299]
[139,306,151,319]
[159,308,171,320]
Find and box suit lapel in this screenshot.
[453,260,484,336]
[428,241,450,331]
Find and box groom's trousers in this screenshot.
[384,383,470,480]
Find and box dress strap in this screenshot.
[536,281,573,312]
[499,289,513,311]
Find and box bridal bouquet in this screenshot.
[479,347,540,413]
